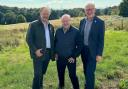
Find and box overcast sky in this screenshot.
[0,0,122,9]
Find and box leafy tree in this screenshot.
[119,0,128,17]
[0,11,5,24]
[5,12,16,24]
[16,14,26,23]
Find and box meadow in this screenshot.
[0,16,128,89]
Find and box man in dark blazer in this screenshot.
[79,3,105,89]
[55,14,83,89]
[26,7,54,89]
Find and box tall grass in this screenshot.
[0,16,128,89]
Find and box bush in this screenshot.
[16,14,26,23]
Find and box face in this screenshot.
[85,4,95,19]
[40,8,50,22]
[61,16,71,29]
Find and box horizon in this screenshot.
[0,0,122,9]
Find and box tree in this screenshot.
[16,14,26,23]
[119,0,128,17]
[5,12,16,24]
[111,6,119,15]
[0,11,5,24]
[78,11,84,17]
[96,9,101,15]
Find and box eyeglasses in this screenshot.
[85,8,95,11]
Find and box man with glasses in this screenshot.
[79,3,105,89]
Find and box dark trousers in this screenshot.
[81,46,97,89]
[57,56,79,89]
[32,51,50,89]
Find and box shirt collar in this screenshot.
[42,20,49,26]
[62,26,71,33]
[86,18,93,23]
[39,16,50,25]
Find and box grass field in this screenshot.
[0,16,128,89]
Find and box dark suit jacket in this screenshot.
[79,16,105,58]
[26,18,54,60]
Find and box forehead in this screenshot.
[40,8,49,13]
[85,4,95,9]
[61,16,71,21]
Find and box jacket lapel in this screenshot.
[81,19,86,36]
[88,16,97,39]
[48,24,54,47]
[38,19,46,40]
[48,24,53,38]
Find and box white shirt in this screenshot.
[43,21,51,48]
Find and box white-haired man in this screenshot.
[79,3,105,89]
[55,14,83,89]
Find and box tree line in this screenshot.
[0,0,127,25]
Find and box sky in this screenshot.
[0,0,122,9]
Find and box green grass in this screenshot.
[0,16,128,89]
[0,30,128,89]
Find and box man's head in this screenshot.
[40,6,51,22]
[85,3,96,19]
[61,14,71,29]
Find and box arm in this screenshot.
[54,29,58,54]
[26,23,37,53]
[50,25,56,61]
[97,21,105,56]
[71,31,83,59]
[54,30,59,60]
[79,20,82,33]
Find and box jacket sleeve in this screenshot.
[26,23,37,53]
[71,30,83,59]
[50,24,56,61]
[54,30,58,54]
[79,20,82,32]
[97,21,105,56]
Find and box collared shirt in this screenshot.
[63,27,70,34]
[84,18,93,46]
[42,21,51,48]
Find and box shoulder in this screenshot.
[49,23,54,32]
[95,16,104,24]
[49,23,54,28]
[80,18,85,24]
[70,26,79,35]
[27,20,38,31]
[55,27,62,33]
[30,20,39,25]
[56,27,63,31]
[29,20,40,29]
[71,26,79,31]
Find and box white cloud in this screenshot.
[0,0,122,9]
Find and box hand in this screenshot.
[96,56,102,62]
[55,54,58,61]
[68,57,75,63]
[35,49,43,57]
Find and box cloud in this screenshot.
[0,0,122,9]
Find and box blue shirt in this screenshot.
[84,18,93,46]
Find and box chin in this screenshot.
[87,15,94,18]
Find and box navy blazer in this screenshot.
[79,16,105,58]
